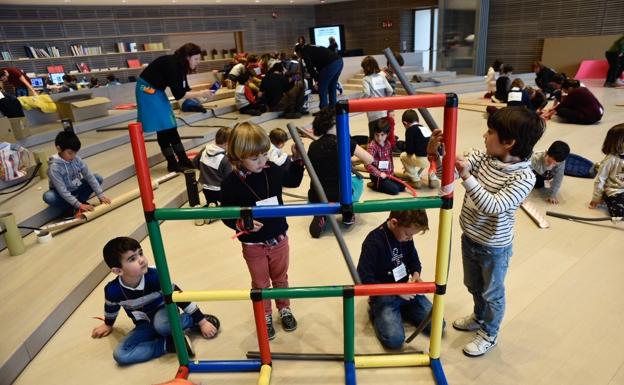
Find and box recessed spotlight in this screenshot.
[290,0,294,3]
[216,0,221,2]
[63,0,71,3]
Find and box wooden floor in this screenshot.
[9,81,624,385]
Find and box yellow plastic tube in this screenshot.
[354,353,429,368]
[430,208,453,358]
[173,289,250,302]
[257,364,272,385]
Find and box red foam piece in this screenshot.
[574,60,610,79]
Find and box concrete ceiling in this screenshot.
[0,0,347,5]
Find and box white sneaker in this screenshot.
[428,174,440,189]
[452,314,483,331]
[463,329,497,357]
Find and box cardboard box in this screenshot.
[56,95,111,122]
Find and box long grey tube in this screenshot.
[383,47,439,130]
[287,122,361,284]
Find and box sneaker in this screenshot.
[265,314,276,340]
[309,216,325,238]
[452,314,483,332]
[279,308,298,332]
[194,218,205,226]
[205,202,217,224]
[204,314,220,331]
[463,329,497,357]
[409,178,422,189]
[428,174,440,189]
[342,213,356,226]
[165,335,195,357]
[604,81,616,88]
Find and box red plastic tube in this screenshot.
[128,122,155,211]
[252,300,272,365]
[348,94,447,113]
[174,365,189,379]
[354,282,436,296]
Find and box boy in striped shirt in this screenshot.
[427,107,545,357]
[91,237,220,365]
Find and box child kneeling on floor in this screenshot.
[357,209,443,349]
[91,236,220,365]
[43,130,111,217]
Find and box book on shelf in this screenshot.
[47,65,65,73]
[69,44,103,56]
[22,45,61,58]
[1,51,11,60]
[76,62,91,73]
[127,59,141,68]
[143,42,165,51]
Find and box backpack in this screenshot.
[564,153,597,178]
[0,142,31,182]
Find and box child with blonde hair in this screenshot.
[220,122,305,340]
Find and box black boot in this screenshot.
[163,147,182,172]
[173,143,193,170]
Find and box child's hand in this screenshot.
[91,323,113,338]
[249,220,264,232]
[198,318,218,339]
[290,143,301,159]
[427,129,444,156]
[380,172,387,179]
[398,274,422,301]
[589,200,601,209]
[546,196,559,204]
[455,156,471,180]
[99,196,111,205]
[79,203,95,212]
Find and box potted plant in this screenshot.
[229,48,237,57]
[221,49,229,59]
[211,49,218,60]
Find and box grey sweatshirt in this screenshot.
[47,154,103,209]
[192,143,232,191]
[593,154,624,201]
[530,151,565,198]
[362,73,393,122]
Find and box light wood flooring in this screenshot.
[9,81,624,385]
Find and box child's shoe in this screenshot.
[452,313,483,331]
[409,178,422,189]
[428,174,440,189]
[204,314,220,332]
[309,215,326,238]
[279,308,298,332]
[265,314,276,340]
[205,202,217,224]
[463,330,497,357]
[165,334,195,357]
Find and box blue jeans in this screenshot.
[370,294,435,349]
[42,174,103,211]
[317,58,344,108]
[461,234,512,337]
[113,306,194,365]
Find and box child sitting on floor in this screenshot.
[91,236,220,365]
[365,118,405,195]
[399,109,439,189]
[235,71,267,116]
[43,130,111,217]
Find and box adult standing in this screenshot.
[1,67,37,96]
[328,37,338,53]
[604,35,624,88]
[295,44,343,109]
[136,43,214,172]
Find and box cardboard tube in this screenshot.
[0,212,25,256]
[9,117,30,140]
[82,181,158,221]
[32,150,48,179]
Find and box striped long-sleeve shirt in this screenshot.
[103,267,204,326]
[459,150,535,247]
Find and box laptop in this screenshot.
[49,72,65,85]
[30,77,44,89]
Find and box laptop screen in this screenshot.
[31,77,44,88]
[49,72,65,85]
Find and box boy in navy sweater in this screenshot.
[91,237,220,365]
[357,210,442,349]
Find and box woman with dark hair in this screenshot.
[306,106,373,238]
[532,61,557,96]
[542,79,603,124]
[136,42,214,172]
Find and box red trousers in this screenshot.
[241,236,291,315]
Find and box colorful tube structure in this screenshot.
[127,93,457,385]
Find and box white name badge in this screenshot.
[378,160,389,170]
[508,91,522,102]
[544,179,552,189]
[392,263,407,282]
[256,196,279,206]
[371,76,386,90]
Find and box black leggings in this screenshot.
[369,175,405,195]
[156,127,182,151]
[604,193,624,217]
